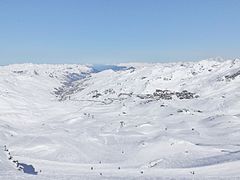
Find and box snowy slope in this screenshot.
[0,59,240,179]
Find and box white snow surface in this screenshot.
[0,59,240,179]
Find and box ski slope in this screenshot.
[0,59,240,179]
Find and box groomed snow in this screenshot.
[0,59,240,179]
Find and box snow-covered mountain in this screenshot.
[0,59,240,179]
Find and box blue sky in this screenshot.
[0,0,239,65]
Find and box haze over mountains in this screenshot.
[0,58,240,179]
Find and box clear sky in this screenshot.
[0,0,240,65]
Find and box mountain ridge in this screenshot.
[0,59,240,179]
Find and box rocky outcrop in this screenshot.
[225,70,240,80]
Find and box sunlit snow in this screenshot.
[0,59,240,179]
